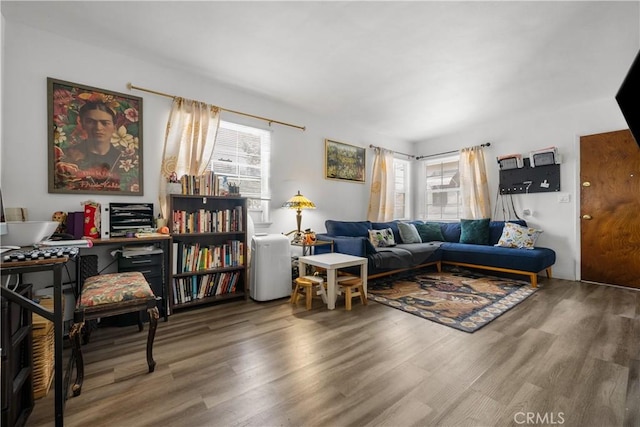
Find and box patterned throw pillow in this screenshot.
[495,222,543,249]
[368,228,396,248]
[398,222,422,243]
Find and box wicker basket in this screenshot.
[32,297,56,399]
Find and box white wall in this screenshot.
[2,18,636,284]
[0,20,411,239]
[412,96,631,281]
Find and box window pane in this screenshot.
[424,155,461,220]
[210,121,271,222]
[394,159,409,219]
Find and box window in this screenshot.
[394,158,410,219]
[424,154,461,220]
[210,121,271,223]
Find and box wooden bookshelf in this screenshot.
[169,194,248,311]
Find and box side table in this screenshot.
[290,239,334,256]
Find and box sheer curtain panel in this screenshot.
[367,148,395,222]
[158,98,220,217]
[459,145,491,219]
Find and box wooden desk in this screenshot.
[1,256,73,427]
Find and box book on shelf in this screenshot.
[177,171,240,196]
[172,271,241,304]
[171,206,243,234]
[174,241,244,273]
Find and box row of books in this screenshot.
[172,271,241,304]
[171,205,243,234]
[173,241,244,273]
[178,171,232,196]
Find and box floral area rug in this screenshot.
[367,267,538,332]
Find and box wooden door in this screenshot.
[580,129,640,288]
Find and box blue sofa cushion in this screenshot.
[440,222,462,242]
[460,218,491,245]
[325,220,371,238]
[441,242,556,273]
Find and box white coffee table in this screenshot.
[297,253,368,310]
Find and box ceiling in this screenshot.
[2,1,639,142]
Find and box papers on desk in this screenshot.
[120,244,164,258]
[39,239,93,248]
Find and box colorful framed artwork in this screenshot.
[324,139,366,183]
[47,78,143,195]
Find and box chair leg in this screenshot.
[359,285,368,305]
[290,284,300,304]
[305,286,312,310]
[138,310,144,332]
[146,306,159,373]
[82,319,98,345]
[345,286,352,311]
[69,321,85,397]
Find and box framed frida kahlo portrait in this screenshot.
[324,139,366,183]
[47,78,143,195]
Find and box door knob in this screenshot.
[582,214,592,220]
[582,182,591,187]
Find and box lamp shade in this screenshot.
[282,191,316,210]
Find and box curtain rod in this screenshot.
[416,142,491,160]
[368,144,414,159]
[126,83,306,131]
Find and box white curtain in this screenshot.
[367,148,395,222]
[158,97,220,218]
[459,145,491,219]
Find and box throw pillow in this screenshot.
[368,228,396,248]
[398,222,422,243]
[495,222,543,249]
[415,222,445,242]
[459,218,491,245]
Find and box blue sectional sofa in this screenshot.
[315,219,556,287]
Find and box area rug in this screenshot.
[367,267,538,332]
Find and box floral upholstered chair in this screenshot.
[69,269,159,396]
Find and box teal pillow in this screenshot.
[398,222,422,243]
[415,222,445,242]
[459,218,491,245]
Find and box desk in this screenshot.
[1,256,73,427]
[297,253,367,310]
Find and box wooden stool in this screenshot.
[69,271,159,397]
[291,276,326,310]
[338,277,367,311]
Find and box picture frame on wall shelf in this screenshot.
[324,139,366,183]
[47,78,143,195]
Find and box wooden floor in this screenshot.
[27,276,639,427]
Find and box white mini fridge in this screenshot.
[250,234,292,301]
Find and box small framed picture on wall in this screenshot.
[324,139,366,183]
[47,78,143,195]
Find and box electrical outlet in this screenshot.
[558,193,570,203]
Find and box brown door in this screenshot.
[580,129,640,288]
